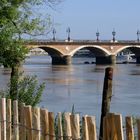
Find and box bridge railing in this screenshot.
[26,39,139,44]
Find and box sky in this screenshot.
[46,0,140,40]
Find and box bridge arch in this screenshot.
[115,45,140,63]
[115,45,140,55]
[70,45,111,56]
[70,45,115,64]
[37,45,71,65]
[28,45,71,65]
[29,45,64,57]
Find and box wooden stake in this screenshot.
[70,114,80,139]
[49,112,55,140]
[64,113,72,140]
[13,100,19,140]
[113,114,124,140]
[32,107,40,140]
[82,115,89,140]
[19,103,26,140]
[87,116,97,140]
[6,99,11,140]
[103,113,124,140]
[1,98,6,140]
[58,112,63,140]
[99,67,113,140]
[137,119,140,140]
[126,116,134,140]
[40,109,49,140]
[24,106,32,140]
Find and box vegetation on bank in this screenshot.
[0,73,45,107]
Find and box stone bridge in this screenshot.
[27,40,140,64]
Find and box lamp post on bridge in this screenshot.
[66,27,71,41]
[52,28,56,41]
[137,30,140,42]
[112,29,116,42]
[96,30,100,42]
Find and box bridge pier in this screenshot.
[136,56,140,64]
[96,55,116,64]
[52,55,71,65]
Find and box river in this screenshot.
[0,55,140,123]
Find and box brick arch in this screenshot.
[115,45,140,55]
[69,45,111,56]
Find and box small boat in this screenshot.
[117,53,135,63]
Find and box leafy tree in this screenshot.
[11,74,45,106]
[0,0,62,98]
[0,73,45,107]
[0,0,62,67]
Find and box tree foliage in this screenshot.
[0,0,62,103]
[0,74,45,107]
[0,0,62,67]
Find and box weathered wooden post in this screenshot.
[126,116,134,140]
[13,100,19,140]
[99,67,113,140]
[7,99,12,140]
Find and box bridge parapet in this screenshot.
[27,39,140,44]
[27,39,140,47]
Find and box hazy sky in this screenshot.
[47,0,140,40]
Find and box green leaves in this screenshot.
[3,74,45,107]
[0,33,29,67]
[16,75,45,106]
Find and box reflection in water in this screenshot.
[1,56,140,123]
[129,69,140,75]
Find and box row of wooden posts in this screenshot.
[0,97,140,140]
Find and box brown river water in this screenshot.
[0,55,140,125]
